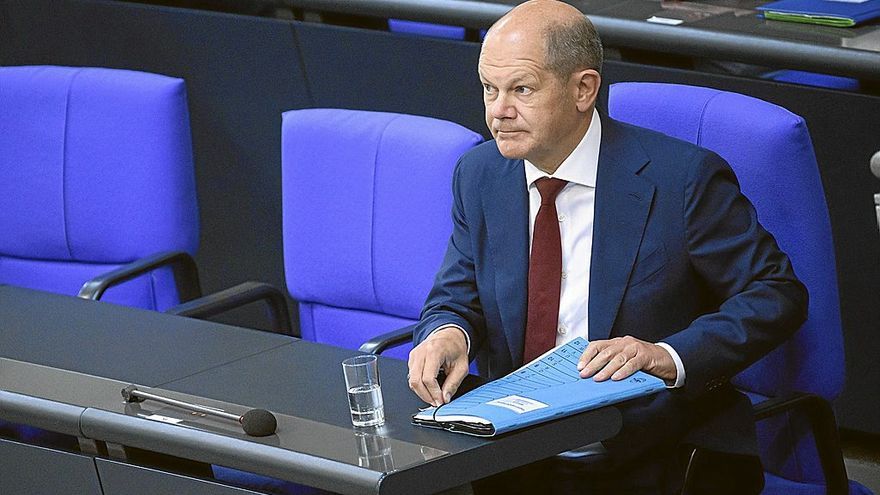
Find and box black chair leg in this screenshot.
[681,447,764,495]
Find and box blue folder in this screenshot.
[757,0,880,27]
[412,337,665,437]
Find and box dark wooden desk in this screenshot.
[0,287,622,494]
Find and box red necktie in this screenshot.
[523,177,568,363]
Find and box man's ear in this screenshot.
[574,69,601,113]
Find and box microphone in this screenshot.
[121,385,277,437]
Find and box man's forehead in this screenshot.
[484,23,545,52]
[478,66,542,84]
[480,32,546,67]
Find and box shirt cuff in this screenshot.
[656,342,686,389]
[427,324,471,355]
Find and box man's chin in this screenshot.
[494,140,527,160]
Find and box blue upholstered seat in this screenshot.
[0,65,199,455]
[764,69,861,91]
[387,19,466,40]
[282,108,482,360]
[608,82,871,495]
[0,65,199,311]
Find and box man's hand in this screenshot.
[577,336,677,382]
[408,327,469,406]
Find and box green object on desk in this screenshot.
[758,0,880,28]
[763,11,856,27]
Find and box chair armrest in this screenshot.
[165,281,295,336]
[752,392,849,495]
[358,324,416,355]
[77,251,201,303]
[553,442,611,471]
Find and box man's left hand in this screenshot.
[577,336,677,382]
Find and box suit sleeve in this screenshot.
[413,160,487,361]
[663,152,808,397]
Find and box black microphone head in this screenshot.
[121,385,143,403]
[240,409,277,437]
[871,150,880,179]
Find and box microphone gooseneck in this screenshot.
[121,385,277,437]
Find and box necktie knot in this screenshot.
[536,177,568,205]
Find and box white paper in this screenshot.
[646,16,685,26]
[144,414,183,425]
[486,395,548,414]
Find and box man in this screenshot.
[408,0,808,492]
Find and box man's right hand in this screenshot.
[407,327,469,407]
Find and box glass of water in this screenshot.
[342,354,385,427]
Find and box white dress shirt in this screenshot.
[430,109,685,388]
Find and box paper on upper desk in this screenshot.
[647,16,685,26]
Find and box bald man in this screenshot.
[408,1,807,493]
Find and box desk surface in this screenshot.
[0,285,292,386]
[283,0,880,80]
[0,286,622,494]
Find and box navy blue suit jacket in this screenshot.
[414,116,807,455]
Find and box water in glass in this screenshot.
[348,383,385,427]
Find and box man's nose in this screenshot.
[489,93,516,120]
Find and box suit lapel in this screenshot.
[482,157,529,366]
[589,118,655,341]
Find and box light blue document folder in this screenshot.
[412,337,666,437]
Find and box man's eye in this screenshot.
[482,83,496,93]
[515,86,533,95]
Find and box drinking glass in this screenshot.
[342,354,385,427]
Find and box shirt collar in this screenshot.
[524,108,601,189]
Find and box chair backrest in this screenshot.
[608,82,844,485]
[387,19,466,40]
[281,109,482,359]
[0,66,199,311]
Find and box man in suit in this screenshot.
[407,1,808,492]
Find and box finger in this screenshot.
[610,358,642,381]
[407,350,435,405]
[420,353,446,406]
[440,358,469,404]
[580,344,619,378]
[593,352,630,382]
[577,341,604,372]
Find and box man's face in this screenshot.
[478,31,583,171]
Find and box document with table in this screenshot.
[413,337,665,437]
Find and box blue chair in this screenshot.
[387,19,467,40]
[0,65,200,451]
[172,110,481,356]
[608,82,871,495]
[763,70,861,92]
[281,109,482,359]
[0,65,201,311]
